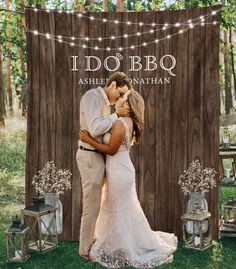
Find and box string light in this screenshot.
[25,9,220,43]
[189,23,194,28]
[28,7,220,27]
[24,9,220,52]
[26,20,219,51]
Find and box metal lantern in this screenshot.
[220,197,236,235]
[5,215,30,262]
[21,195,59,253]
[182,204,212,251]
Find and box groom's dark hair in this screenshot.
[105,72,132,90]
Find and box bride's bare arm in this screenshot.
[80,121,125,156]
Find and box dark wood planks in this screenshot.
[204,5,221,239]
[25,9,40,205]
[38,9,56,169]
[170,8,189,237]
[54,11,73,240]
[25,7,221,240]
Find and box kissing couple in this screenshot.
[76,72,177,268]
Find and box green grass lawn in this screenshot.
[1,115,236,269]
[1,227,236,269]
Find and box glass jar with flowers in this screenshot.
[178,159,217,233]
[32,161,72,235]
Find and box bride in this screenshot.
[79,90,177,268]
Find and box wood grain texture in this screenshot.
[25,10,40,205]
[25,6,221,240]
[54,11,73,240]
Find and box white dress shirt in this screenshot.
[78,86,118,149]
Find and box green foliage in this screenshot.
[0,169,25,207]
[133,0,146,12]
[0,136,26,175]
[0,115,26,210]
[85,1,103,12]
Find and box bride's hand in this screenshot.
[79,130,92,144]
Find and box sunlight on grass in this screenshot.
[0,112,26,141]
[211,241,224,263]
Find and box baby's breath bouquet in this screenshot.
[178,159,217,196]
[32,161,72,195]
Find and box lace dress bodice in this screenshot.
[103,117,132,152]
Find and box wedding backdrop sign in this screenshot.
[25,5,221,240]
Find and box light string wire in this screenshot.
[24,19,219,51]
[24,8,220,41]
[0,7,221,51]
[27,6,221,27]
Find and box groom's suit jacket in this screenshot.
[78,86,118,150]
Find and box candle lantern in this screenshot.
[222,197,236,231]
[22,194,58,253]
[5,215,30,262]
[182,204,212,251]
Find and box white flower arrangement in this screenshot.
[32,161,72,195]
[178,159,217,196]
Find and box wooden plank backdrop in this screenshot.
[25,6,221,240]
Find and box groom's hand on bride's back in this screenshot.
[115,101,130,118]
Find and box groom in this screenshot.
[76,72,132,260]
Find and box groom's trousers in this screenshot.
[76,148,105,256]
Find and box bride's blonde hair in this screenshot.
[127,90,144,144]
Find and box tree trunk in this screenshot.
[6,0,13,115]
[229,27,236,100]
[0,45,4,126]
[19,0,27,117]
[116,0,125,11]
[75,0,85,11]
[224,30,232,115]
[103,0,108,11]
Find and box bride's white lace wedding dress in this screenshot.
[89,118,178,268]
